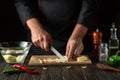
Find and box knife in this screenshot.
[50,46,68,62]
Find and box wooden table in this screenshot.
[0,53,120,80]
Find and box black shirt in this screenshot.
[15,0,99,52]
[15,0,99,41]
[39,0,82,41]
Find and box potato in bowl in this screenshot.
[0,41,32,64]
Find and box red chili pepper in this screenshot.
[13,64,39,74]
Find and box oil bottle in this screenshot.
[108,22,119,57]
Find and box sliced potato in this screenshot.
[38,59,43,64]
[64,56,68,60]
[46,58,53,63]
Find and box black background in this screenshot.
[0,0,28,42]
[0,0,119,43]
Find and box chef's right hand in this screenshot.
[31,28,52,51]
[26,18,52,51]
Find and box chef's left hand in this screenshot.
[65,38,84,59]
[65,24,88,59]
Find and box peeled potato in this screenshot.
[38,57,64,63]
[46,58,53,63]
[38,56,88,64]
[43,59,47,63]
[54,58,61,63]
[15,50,23,53]
[38,59,43,64]
[77,56,88,62]
[3,55,16,63]
[2,50,23,54]
[64,56,68,60]
[16,55,25,63]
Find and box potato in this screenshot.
[46,58,53,63]
[64,56,68,60]
[2,50,23,54]
[77,56,88,62]
[54,58,61,63]
[38,59,43,64]
[16,55,25,63]
[3,55,16,63]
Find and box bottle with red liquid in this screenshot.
[93,29,102,62]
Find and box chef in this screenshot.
[15,0,99,59]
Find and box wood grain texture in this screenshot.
[1,53,120,80]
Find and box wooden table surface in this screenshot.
[0,53,120,80]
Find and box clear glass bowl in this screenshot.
[0,41,32,64]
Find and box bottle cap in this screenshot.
[93,29,102,44]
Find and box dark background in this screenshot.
[0,0,119,44]
[0,0,28,42]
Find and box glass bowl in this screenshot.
[0,41,32,64]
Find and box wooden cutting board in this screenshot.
[28,55,92,66]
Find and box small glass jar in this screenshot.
[99,43,108,63]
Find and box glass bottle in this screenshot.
[108,22,119,57]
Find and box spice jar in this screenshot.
[93,29,102,62]
[99,43,108,63]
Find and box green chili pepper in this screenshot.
[108,50,120,67]
[3,67,35,74]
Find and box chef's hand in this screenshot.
[31,28,52,51]
[66,38,84,59]
[65,24,88,59]
[26,18,52,51]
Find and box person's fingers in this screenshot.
[43,37,50,51]
[32,38,39,47]
[42,34,52,51]
[73,49,79,58]
[32,36,44,49]
[65,45,70,57]
[33,42,38,47]
[67,45,75,59]
[39,38,44,49]
[74,48,81,58]
[74,45,84,58]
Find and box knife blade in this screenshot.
[50,46,68,62]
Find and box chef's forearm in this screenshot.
[70,24,88,40]
[26,18,44,32]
